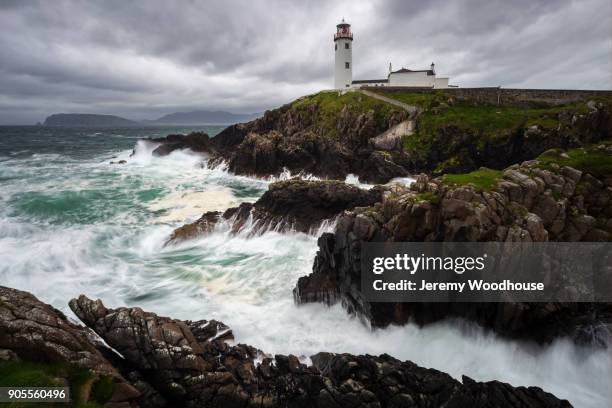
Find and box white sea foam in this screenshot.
[388,176,417,187]
[266,167,321,182]
[147,187,240,223]
[344,174,375,189]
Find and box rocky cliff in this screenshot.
[294,145,612,344]
[150,91,413,183]
[148,90,610,183]
[0,286,571,408]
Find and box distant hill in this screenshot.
[42,110,261,127]
[43,113,138,127]
[151,110,259,125]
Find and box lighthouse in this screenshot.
[334,19,353,89]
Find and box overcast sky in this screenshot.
[0,0,610,124]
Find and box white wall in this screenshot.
[334,38,352,89]
[434,77,449,89]
[388,71,434,87]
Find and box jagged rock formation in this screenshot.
[294,146,612,344]
[0,286,140,407]
[69,294,571,408]
[168,180,385,242]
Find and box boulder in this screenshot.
[150,132,213,156]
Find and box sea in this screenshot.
[0,126,610,407]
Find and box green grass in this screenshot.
[0,361,65,388]
[441,168,503,191]
[536,145,612,177]
[89,376,114,404]
[417,102,584,137]
[0,361,112,408]
[370,90,448,109]
[288,91,405,139]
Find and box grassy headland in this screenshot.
[285,91,406,139]
[369,89,610,175]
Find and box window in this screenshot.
[335,44,337,51]
[345,43,349,49]
[345,62,350,69]
[345,84,350,88]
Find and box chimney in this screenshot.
[430,62,435,74]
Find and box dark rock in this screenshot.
[250,180,385,233]
[184,319,235,343]
[150,132,212,156]
[167,211,221,243]
[69,294,218,406]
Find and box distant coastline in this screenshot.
[41,110,261,127]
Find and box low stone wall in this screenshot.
[368,86,612,106]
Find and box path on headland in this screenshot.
[357,88,420,114]
[356,89,420,146]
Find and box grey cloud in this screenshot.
[0,0,609,124]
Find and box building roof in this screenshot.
[351,79,388,84]
[390,68,435,76]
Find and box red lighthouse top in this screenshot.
[334,19,353,41]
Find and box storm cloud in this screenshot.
[0,0,610,124]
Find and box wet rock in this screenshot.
[69,294,221,406]
[167,211,221,243]
[150,132,212,156]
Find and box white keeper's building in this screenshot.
[333,20,453,89]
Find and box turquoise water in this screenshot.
[0,126,610,407]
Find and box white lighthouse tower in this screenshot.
[334,19,353,89]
